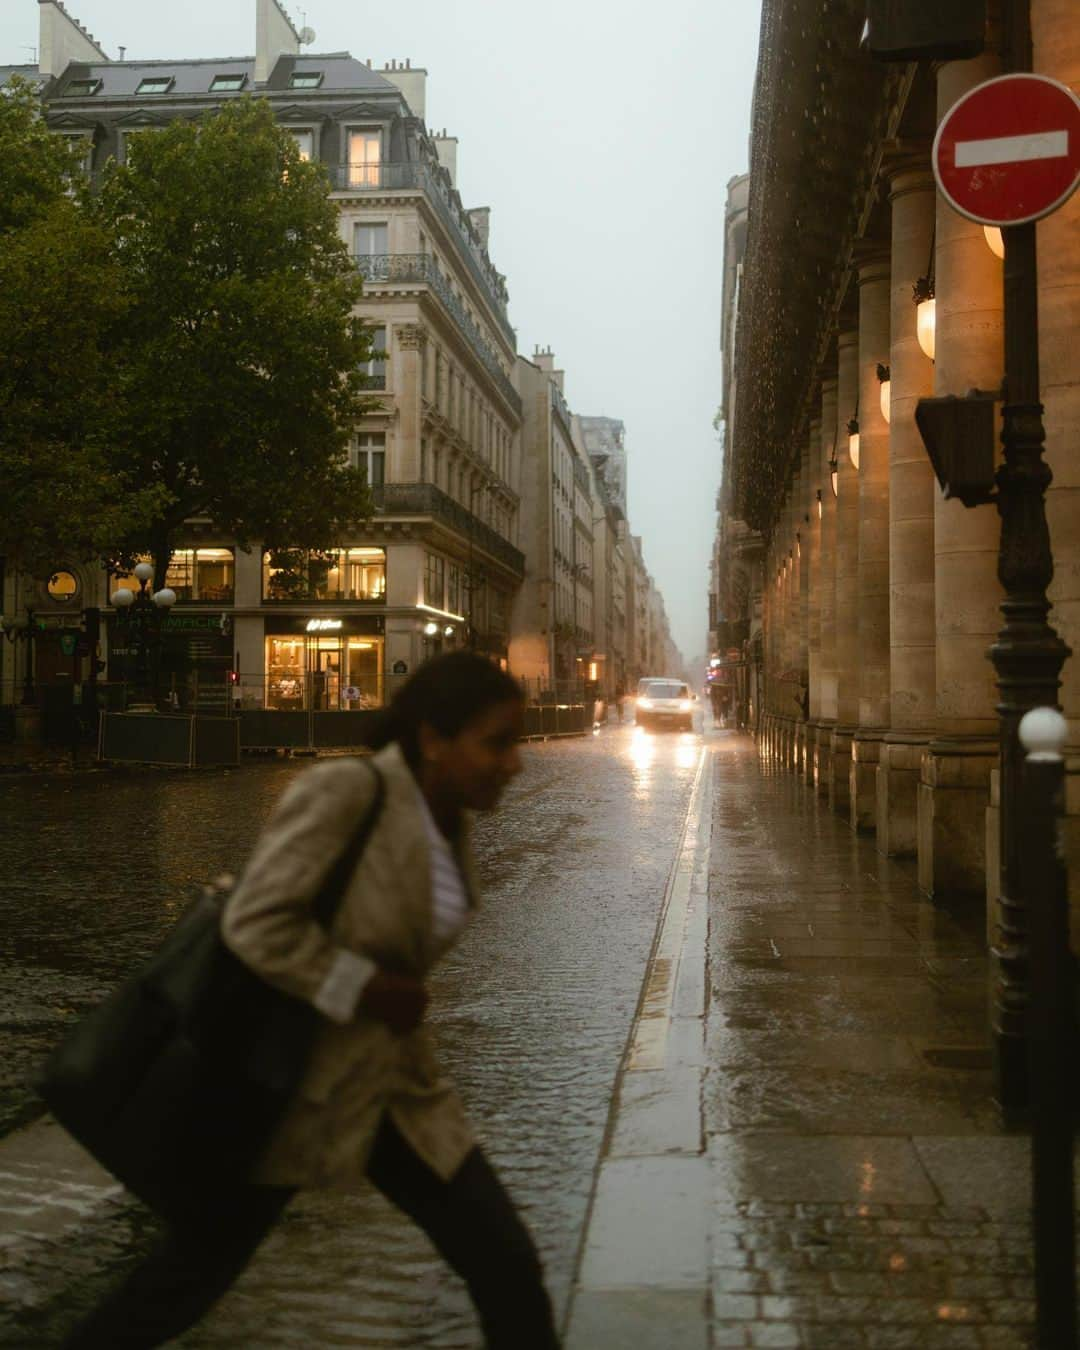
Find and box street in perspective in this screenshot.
[1,0,1080,1347]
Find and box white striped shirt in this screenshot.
[414,786,472,948]
[313,783,471,1025]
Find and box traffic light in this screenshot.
[865,0,986,61]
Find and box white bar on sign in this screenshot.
[955,129,1069,168]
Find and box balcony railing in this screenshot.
[355,253,521,417]
[371,482,524,578]
[331,160,514,347]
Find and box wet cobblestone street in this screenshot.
[0,723,701,1346]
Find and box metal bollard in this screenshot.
[1018,707,1076,1350]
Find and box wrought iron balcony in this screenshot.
[371,482,524,578]
[355,253,521,417]
[331,160,513,346]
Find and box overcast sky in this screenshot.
[1,0,761,664]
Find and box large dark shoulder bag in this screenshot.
[38,762,385,1224]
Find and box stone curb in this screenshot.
[564,745,714,1350]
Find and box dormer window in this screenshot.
[65,78,101,96]
[135,76,173,95]
[289,71,323,89]
[210,73,246,92]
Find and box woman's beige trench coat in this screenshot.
[222,742,479,1188]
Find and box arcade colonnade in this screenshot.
[753,4,1080,930]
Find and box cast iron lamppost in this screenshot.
[110,562,176,711]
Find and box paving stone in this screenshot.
[711,1135,938,1206]
[748,1324,802,1348]
[713,1324,752,1347]
[698,741,1048,1349]
[578,1154,711,1288]
[712,1266,769,1295]
[799,1324,868,1349]
[978,1326,1035,1348]
[712,1293,762,1322]
[985,1298,1038,1325]
[565,1289,709,1350]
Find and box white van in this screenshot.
[635,678,695,732]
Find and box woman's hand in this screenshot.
[359,972,429,1035]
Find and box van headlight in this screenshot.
[638,697,653,710]
[679,699,693,712]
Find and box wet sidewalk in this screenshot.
[568,730,1074,1350]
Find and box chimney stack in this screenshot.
[255,0,299,85]
[467,207,491,251]
[433,130,458,187]
[37,0,109,78]
[380,59,427,120]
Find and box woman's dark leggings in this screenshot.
[64,1115,560,1349]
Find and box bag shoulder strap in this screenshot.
[311,761,386,929]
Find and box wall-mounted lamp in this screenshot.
[829,453,839,497]
[423,621,439,637]
[983,225,1005,260]
[795,534,801,559]
[913,275,936,361]
[877,363,891,424]
[847,416,861,470]
[816,488,823,519]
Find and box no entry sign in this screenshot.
[933,73,1080,226]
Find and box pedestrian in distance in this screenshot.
[64,651,560,1350]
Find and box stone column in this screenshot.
[808,422,824,723]
[788,466,802,768]
[776,480,792,765]
[918,48,1004,902]
[799,427,814,778]
[831,330,860,816]
[1033,0,1080,933]
[851,257,892,831]
[765,538,780,751]
[878,164,938,857]
[390,324,426,481]
[817,380,839,795]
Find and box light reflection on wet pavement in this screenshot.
[0,721,704,1346]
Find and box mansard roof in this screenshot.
[46,52,397,102]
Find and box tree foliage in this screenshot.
[0,77,164,578]
[0,75,76,232]
[1,88,377,587]
[91,99,378,584]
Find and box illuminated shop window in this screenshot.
[264,634,384,710]
[109,549,234,602]
[262,547,386,601]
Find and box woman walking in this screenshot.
[66,652,559,1349]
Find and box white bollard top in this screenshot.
[1018,707,1068,760]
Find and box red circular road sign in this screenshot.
[933,73,1080,227]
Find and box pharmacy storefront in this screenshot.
[263,615,385,711]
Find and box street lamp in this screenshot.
[913,276,937,361]
[877,363,891,424]
[847,415,860,470]
[110,564,177,710]
[984,225,1006,260]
